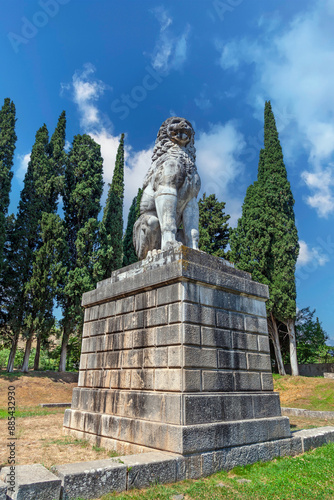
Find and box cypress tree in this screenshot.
[95,133,125,280]
[198,193,230,258]
[59,134,103,371]
[262,101,299,375]
[230,101,299,375]
[123,188,143,266]
[0,98,17,271]
[4,124,52,371]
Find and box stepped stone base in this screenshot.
[64,245,290,455]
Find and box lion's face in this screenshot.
[166,117,193,147]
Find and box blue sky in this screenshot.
[1,0,333,344]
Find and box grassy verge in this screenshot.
[0,406,64,419]
[93,443,334,500]
[273,374,334,412]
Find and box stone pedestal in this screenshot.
[64,246,290,455]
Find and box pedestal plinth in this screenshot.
[64,246,290,455]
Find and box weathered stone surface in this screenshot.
[0,480,6,500]
[133,118,200,260]
[1,464,61,500]
[294,426,334,452]
[123,452,179,489]
[52,459,126,499]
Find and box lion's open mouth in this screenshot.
[168,123,192,145]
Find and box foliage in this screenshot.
[198,192,230,258]
[0,98,16,271]
[296,307,329,364]
[59,133,104,370]
[230,101,299,374]
[123,188,142,266]
[97,133,125,278]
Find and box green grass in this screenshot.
[309,384,334,411]
[89,443,334,500]
[0,406,62,419]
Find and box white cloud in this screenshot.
[150,7,190,73]
[301,167,334,218]
[216,0,334,217]
[196,121,246,225]
[90,128,152,222]
[61,63,109,129]
[194,89,212,111]
[297,240,330,267]
[15,153,30,182]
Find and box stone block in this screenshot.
[221,394,254,421]
[258,334,270,353]
[183,303,216,326]
[184,395,223,425]
[184,346,217,368]
[216,310,244,331]
[109,370,132,389]
[295,427,334,452]
[232,331,258,351]
[131,369,154,390]
[63,409,71,427]
[99,301,115,319]
[52,459,126,499]
[144,307,167,327]
[261,372,274,391]
[135,290,156,310]
[112,332,133,351]
[247,353,271,372]
[244,315,268,334]
[252,394,281,418]
[182,281,199,303]
[168,303,182,323]
[234,372,262,391]
[133,328,156,348]
[157,283,181,305]
[218,350,247,370]
[123,311,144,331]
[143,347,168,367]
[115,296,134,315]
[107,316,123,333]
[123,452,178,489]
[122,350,143,369]
[168,346,182,367]
[201,327,232,349]
[183,454,202,479]
[85,412,102,435]
[1,464,61,500]
[156,324,180,345]
[182,324,201,345]
[104,351,121,369]
[202,371,234,392]
[201,451,220,477]
[82,322,92,338]
[90,319,107,336]
[0,480,6,500]
[183,369,201,391]
[155,369,182,391]
[84,305,99,322]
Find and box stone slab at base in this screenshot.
[2,427,334,500]
[0,464,61,500]
[52,459,126,500]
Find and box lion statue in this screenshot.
[133,117,201,260]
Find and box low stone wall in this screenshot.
[284,362,334,377]
[282,407,334,420]
[1,427,334,500]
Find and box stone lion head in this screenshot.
[151,116,195,163]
